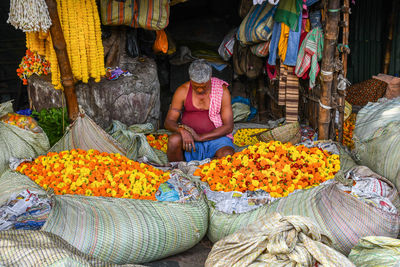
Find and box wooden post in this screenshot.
[318,0,340,140]
[383,0,397,74]
[45,0,79,121]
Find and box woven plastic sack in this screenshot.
[237,1,277,45]
[50,113,126,155]
[0,230,144,267]
[348,236,400,267]
[250,41,270,57]
[106,120,168,166]
[42,177,208,264]
[207,167,400,256]
[353,97,400,191]
[232,102,251,122]
[0,102,49,176]
[206,213,355,267]
[100,0,170,30]
[256,121,301,144]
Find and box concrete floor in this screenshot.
[143,238,213,267]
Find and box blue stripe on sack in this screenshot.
[255,5,277,40]
[245,4,264,42]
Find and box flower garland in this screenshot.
[336,113,356,150]
[19,0,105,90]
[147,134,169,153]
[17,49,50,85]
[16,149,171,200]
[233,128,269,147]
[194,141,340,198]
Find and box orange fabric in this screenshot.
[278,23,290,62]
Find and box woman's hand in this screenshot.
[179,128,196,152]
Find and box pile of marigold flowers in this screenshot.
[194,141,340,198]
[146,134,168,153]
[16,149,171,200]
[233,128,268,147]
[1,113,41,133]
[336,113,356,150]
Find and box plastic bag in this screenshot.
[1,113,42,133]
[153,30,168,54]
[218,28,237,61]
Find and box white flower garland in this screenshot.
[7,0,52,32]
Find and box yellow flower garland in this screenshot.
[23,0,105,90]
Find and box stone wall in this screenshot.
[28,56,161,130]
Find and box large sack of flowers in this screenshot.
[0,101,50,175]
[194,141,400,255]
[8,114,208,264]
[353,97,400,191]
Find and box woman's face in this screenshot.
[191,79,211,95]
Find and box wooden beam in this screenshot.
[318,0,340,140]
[45,0,79,121]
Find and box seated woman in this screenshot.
[164,59,235,162]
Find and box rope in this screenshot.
[337,74,351,91]
[319,100,333,110]
[328,8,341,12]
[321,70,333,76]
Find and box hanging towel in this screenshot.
[295,28,323,88]
[268,22,281,65]
[279,63,299,123]
[274,0,302,31]
[283,10,302,66]
[278,23,290,62]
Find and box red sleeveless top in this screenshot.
[181,84,216,134]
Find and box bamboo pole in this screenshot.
[383,0,397,74]
[337,0,350,144]
[318,0,340,140]
[45,0,79,121]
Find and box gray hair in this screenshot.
[188,59,212,83]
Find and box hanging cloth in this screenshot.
[274,0,303,31]
[279,63,299,123]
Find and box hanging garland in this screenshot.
[18,0,105,90]
[7,0,52,32]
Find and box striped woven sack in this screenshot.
[237,1,277,45]
[348,236,400,267]
[100,0,170,30]
[0,230,146,267]
[353,97,400,192]
[250,41,270,57]
[0,102,50,176]
[207,166,400,256]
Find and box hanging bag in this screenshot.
[100,0,170,30]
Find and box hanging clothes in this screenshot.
[274,0,303,31]
[279,63,299,123]
[283,10,302,66]
[295,28,324,89]
[268,22,281,65]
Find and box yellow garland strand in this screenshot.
[21,0,105,90]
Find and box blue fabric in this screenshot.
[309,10,322,29]
[268,22,281,65]
[231,96,258,121]
[306,0,319,6]
[283,11,302,66]
[16,109,32,116]
[184,136,234,161]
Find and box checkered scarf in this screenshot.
[209,78,233,139]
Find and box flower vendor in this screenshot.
[164,59,235,162]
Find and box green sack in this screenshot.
[232,102,251,122]
[106,120,168,166]
[353,98,400,192]
[0,102,50,176]
[207,172,400,256]
[348,236,400,267]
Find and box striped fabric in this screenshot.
[209,78,233,140]
[278,64,299,123]
[237,1,277,45]
[250,41,270,57]
[42,192,208,264]
[100,0,170,30]
[0,230,140,267]
[207,179,400,256]
[50,114,126,156]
